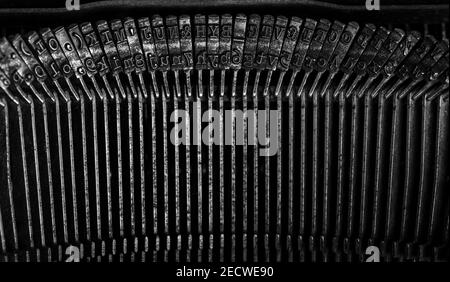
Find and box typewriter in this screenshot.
[0,0,448,262]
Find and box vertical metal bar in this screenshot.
[311,83,319,261]
[16,93,35,248]
[29,95,46,247]
[386,93,403,243]
[288,91,294,235]
[127,91,135,237]
[334,91,346,260]
[92,93,102,240]
[66,96,78,243]
[358,93,373,250]
[242,73,249,235]
[80,93,90,242]
[371,92,387,244]
[151,89,158,235]
[2,96,18,250]
[174,95,181,234]
[276,91,282,235]
[299,86,307,239]
[414,96,432,243]
[103,93,113,239]
[162,90,169,234]
[231,93,236,235]
[115,90,123,238]
[322,90,332,260]
[428,95,448,242]
[0,99,8,252]
[346,93,360,261]
[400,93,419,243]
[185,97,191,234]
[196,91,203,234]
[264,95,270,235]
[51,91,69,243]
[47,93,64,246]
[208,97,214,234]
[253,93,259,234]
[219,95,224,234]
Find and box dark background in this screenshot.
[0,0,448,31]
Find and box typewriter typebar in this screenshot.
[0,8,449,262]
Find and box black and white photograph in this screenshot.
[0,0,448,278]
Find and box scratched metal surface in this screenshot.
[0,7,449,262]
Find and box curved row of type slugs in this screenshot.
[0,14,448,104]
